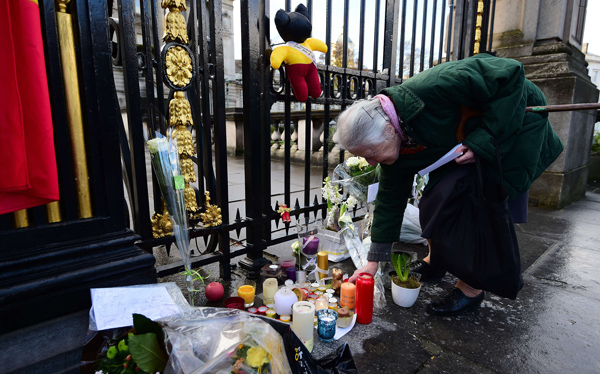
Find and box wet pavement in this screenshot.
[255,188,600,374]
[156,153,600,373]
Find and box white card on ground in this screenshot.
[91,286,180,330]
[367,183,379,203]
[334,313,357,340]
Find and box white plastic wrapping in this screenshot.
[160,309,291,374]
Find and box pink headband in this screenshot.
[374,94,402,136]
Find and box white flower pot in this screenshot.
[391,278,421,308]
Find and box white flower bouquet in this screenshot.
[332,156,380,202]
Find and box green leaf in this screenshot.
[129,333,167,373]
[132,314,163,341]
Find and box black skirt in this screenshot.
[419,165,528,239]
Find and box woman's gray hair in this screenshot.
[333,98,391,151]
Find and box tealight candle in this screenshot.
[292,301,315,352]
[280,315,291,323]
[315,297,328,311]
[247,307,258,314]
[274,288,298,316]
[266,309,276,318]
[257,306,268,315]
[310,283,320,292]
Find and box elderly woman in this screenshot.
[337,54,564,316]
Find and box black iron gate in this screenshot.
[0,0,495,283]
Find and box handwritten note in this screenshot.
[91,286,181,330]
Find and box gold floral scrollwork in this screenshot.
[169,92,193,126]
[164,10,189,44]
[161,0,187,11]
[200,191,222,227]
[165,46,192,87]
[184,186,199,213]
[180,156,196,183]
[172,126,195,156]
[151,205,173,238]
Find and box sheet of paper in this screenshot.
[418,143,463,176]
[334,313,357,340]
[91,286,181,330]
[367,182,379,203]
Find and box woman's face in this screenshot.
[349,126,401,166]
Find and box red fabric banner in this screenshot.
[0,0,59,215]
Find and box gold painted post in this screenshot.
[473,0,484,54]
[47,201,62,223]
[56,0,92,218]
[14,210,29,229]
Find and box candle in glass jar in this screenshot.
[302,236,319,255]
[263,278,278,305]
[340,282,356,309]
[355,273,374,324]
[292,301,315,352]
[315,297,328,311]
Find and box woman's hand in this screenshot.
[348,261,379,283]
[454,145,475,164]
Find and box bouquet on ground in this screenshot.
[322,157,386,309]
[147,133,196,303]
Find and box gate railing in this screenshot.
[0,0,495,282]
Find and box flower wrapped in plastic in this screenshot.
[147,133,194,303]
[332,156,380,202]
[160,309,291,374]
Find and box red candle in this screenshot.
[355,273,374,324]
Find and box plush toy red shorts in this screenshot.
[286,63,322,102]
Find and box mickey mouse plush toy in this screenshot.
[270,4,327,102]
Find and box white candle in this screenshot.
[274,288,298,316]
[315,297,328,311]
[292,301,315,352]
[263,278,278,305]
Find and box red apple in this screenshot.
[205,282,224,301]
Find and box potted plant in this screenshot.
[390,251,421,307]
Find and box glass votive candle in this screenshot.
[296,270,307,284]
[316,309,338,342]
[315,297,328,311]
[287,267,298,282]
[237,280,256,308]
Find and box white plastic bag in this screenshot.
[399,204,428,245]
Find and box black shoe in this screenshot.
[427,288,485,316]
[413,261,446,281]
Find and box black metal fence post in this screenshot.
[240,0,270,276]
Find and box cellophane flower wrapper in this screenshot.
[338,220,387,310]
[332,161,380,203]
[148,134,193,293]
[159,308,291,374]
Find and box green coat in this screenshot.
[368,54,564,262]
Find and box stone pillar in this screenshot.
[493,0,599,208]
